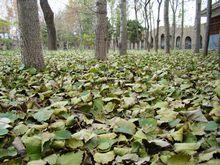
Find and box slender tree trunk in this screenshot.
[95,0,107,60]
[134,0,140,49]
[155,0,162,52]
[134,0,138,21]
[17,0,44,70]
[119,0,127,55]
[218,31,220,54]
[203,0,212,56]
[180,0,184,49]
[149,3,153,49]
[172,14,176,49]
[164,0,170,54]
[40,0,57,50]
[194,0,201,53]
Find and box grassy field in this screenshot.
[0,50,220,164]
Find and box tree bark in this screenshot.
[17,0,45,70]
[194,0,201,53]
[155,0,162,52]
[95,0,108,60]
[203,0,212,56]
[218,31,220,54]
[119,0,127,55]
[164,0,170,54]
[172,13,176,49]
[40,0,57,50]
[180,0,184,49]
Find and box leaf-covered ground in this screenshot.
[0,50,220,165]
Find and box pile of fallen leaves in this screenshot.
[0,50,219,165]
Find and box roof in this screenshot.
[201,1,220,17]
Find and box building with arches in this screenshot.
[150,24,206,50]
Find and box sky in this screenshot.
[0,0,217,27]
[47,0,209,27]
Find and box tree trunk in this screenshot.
[180,0,184,49]
[134,0,138,21]
[164,0,170,54]
[119,0,127,55]
[203,0,212,56]
[155,0,162,52]
[194,0,201,53]
[218,31,220,54]
[95,0,108,60]
[40,0,57,50]
[172,14,176,49]
[17,0,45,70]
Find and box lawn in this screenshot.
[0,50,220,165]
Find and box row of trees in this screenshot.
[13,0,218,70]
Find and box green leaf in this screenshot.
[22,136,42,160]
[27,160,46,165]
[167,153,193,165]
[0,128,8,136]
[54,130,72,140]
[214,83,220,97]
[139,118,157,127]
[94,151,115,164]
[57,151,83,165]
[32,109,53,122]
[205,121,218,131]
[113,118,136,135]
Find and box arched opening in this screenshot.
[161,34,165,49]
[176,36,181,49]
[200,35,203,49]
[185,36,192,49]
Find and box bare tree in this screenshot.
[164,0,170,54]
[180,0,184,49]
[203,0,212,56]
[95,0,108,60]
[194,0,201,53]
[155,0,163,52]
[17,0,45,69]
[170,0,179,49]
[142,0,151,51]
[119,0,127,55]
[40,0,57,50]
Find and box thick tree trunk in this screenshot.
[164,0,170,54]
[155,0,162,52]
[119,0,127,55]
[180,0,184,49]
[17,0,45,70]
[194,0,201,53]
[95,0,108,60]
[203,0,212,56]
[40,0,57,50]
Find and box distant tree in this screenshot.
[194,0,201,53]
[134,0,142,49]
[142,0,151,51]
[95,0,108,60]
[180,0,184,49]
[170,0,179,49]
[164,0,170,54]
[127,20,144,47]
[40,0,57,50]
[17,0,45,70]
[155,0,163,52]
[119,0,127,55]
[203,0,212,56]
